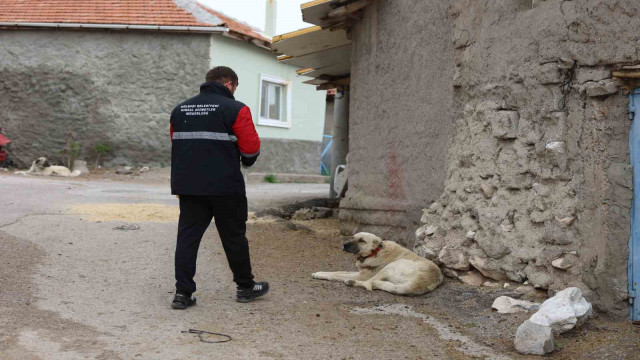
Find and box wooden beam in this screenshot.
[327,0,369,18]
[315,76,350,90]
[613,70,640,79]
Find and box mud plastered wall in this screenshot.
[416,0,636,316]
[0,30,210,167]
[340,0,455,240]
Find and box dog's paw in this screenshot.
[311,272,321,279]
[345,280,355,287]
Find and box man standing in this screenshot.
[170,66,268,309]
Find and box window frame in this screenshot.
[258,74,292,128]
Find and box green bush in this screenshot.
[264,174,278,183]
[94,142,112,168]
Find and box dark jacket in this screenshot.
[170,82,260,196]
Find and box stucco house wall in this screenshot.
[339,0,455,241]
[341,0,637,316]
[209,35,327,174]
[0,29,210,167]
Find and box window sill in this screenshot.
[258,118,291,128]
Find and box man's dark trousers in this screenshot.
[175,194,254,295]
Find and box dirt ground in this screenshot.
[1,171,639,359]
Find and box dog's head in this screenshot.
[34,157,51,169]
[343,232,383,256]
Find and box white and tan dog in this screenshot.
[312,232,443,296]
[16,157,80,177]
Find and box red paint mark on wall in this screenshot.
[386,143,406,200]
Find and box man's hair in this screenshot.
[206,66,238,85]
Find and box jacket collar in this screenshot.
[200,81,235,99]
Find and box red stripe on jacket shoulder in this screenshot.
[232,106,261,157]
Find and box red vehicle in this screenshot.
[0,128,11,164]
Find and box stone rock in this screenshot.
[72,160,90,175]
[529,287,593,334]
[480,183,495,199]
[541,222,577,245]
[506,270,527,283]
[555,216,575,227]
[415,225,428,241]
[442,268,459,279]
[537,62,561,84]
[545,141,565,153]
[483,281,500,288]
[438,247,469,271]
[139,166,150,173]
[459,271,486,287]
[475,231,511,259]
[414,245,437,260]
[516,285,537,293]
[104,156,131,167]
[557,57,575,70]
[420,209,430,223]
[584,79,619,97]
[500,223,514,232]
[514,320,555,355]
[465,230,476,240]
[425,225,437,236]
[525,263,552,289]
[532,182,550,197]
[575,67,610,84]
[460,216,478,232]
[489,110,519,139]
[428,201,443,214]
[469,255,508,281]
[551,257,572,270]
[492,296,541,313]
[116,166,133,175]
[530,210,551,223]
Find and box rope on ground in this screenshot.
[181,329,232,344]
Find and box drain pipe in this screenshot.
[330,87,349,199]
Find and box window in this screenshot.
[258,74,291,128]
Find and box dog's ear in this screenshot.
[43,160,51,167]
[373,236,382,246]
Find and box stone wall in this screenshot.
[247,138,322,175]
[340,0,455,241]
[0,29,211,167]
[415,0,637,317]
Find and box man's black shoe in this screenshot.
[171,292,196,309]
[236,281,269,303]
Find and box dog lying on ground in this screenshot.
[312,232,443,296]
[15,157,80,177]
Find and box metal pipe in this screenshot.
[0,22,228,33]
[330,87,349,198]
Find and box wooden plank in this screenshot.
[301,0,333,26]
[298,61,351,78]
[316,77,350,90]
[303,78,329,85]
[327,0,369,18]
[278,44,350,69]
[271,27,350,57]
[272,26,321,43]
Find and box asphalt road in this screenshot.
[4,173,633,359]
